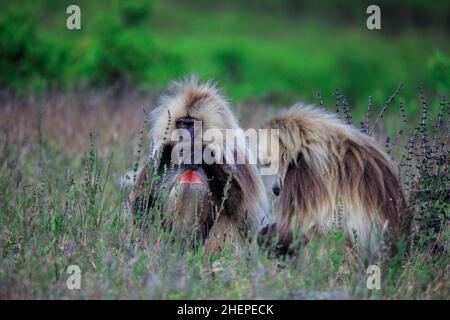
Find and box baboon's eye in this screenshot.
[176,117,197,129]
[272,186,280,197]
[176,117,199,143]
[272,178,283,197]
[272,182,281,197]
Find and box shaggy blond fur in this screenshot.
[131,76,269,252]
[260,104,407,253]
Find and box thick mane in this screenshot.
[150,75,240,163]
[269,104,407,248]
[147,76,269,238]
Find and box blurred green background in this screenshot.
[0,0,449,114]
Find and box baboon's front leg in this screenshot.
[257,223,294,256]
[257,222,322,257]
[203,214,243,258]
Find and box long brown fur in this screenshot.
[259,104,408,254]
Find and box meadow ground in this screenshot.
[0,86,448,299]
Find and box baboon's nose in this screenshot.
[272,185,281,197]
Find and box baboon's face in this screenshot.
[258,128,288,197]
[155,116,229,245]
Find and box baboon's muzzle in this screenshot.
[166,167,214,244]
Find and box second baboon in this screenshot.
[258,104,408,256]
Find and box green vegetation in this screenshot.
[1,0,449,113]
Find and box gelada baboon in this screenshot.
[258,104,408,255]
[130,76,269,253]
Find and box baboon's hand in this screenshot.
[257,223,294,257]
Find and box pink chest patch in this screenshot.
[179,170,205,184]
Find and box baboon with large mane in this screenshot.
[130,77,269,253]
[258,104,408,255]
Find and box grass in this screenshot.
[0,86,448,299]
